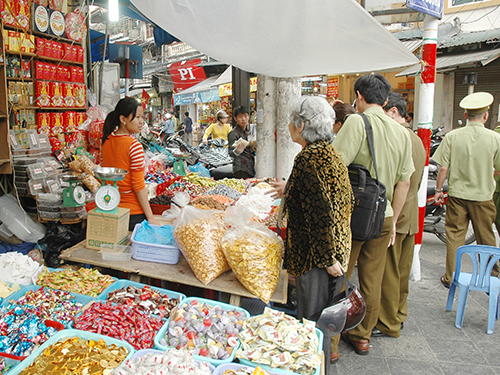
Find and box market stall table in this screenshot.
[59,239,288,307]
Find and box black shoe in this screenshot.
[401,322,404,330]
[440,276,450,289]
[371,328,389,337]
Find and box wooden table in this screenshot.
[60,239,288,307]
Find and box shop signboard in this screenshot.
[406,0,443,19]
[168,58,207,93]
[218,77,258,97]
[173,88,221,106]
[327,77,339,98]
[219,83,232,97]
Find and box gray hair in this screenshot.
[290,96,336,143]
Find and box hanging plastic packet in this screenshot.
[221,206,283,303]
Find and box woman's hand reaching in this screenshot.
[268,180,287,199]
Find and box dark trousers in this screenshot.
[377,232,415,337]
[296,267,342,375]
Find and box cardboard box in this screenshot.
[86,208,130,250]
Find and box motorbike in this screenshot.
[196,139,233,180]
[430,126,445,157]
[424,179,476,245]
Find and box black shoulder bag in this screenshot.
[348,113,387,242]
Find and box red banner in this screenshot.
[327,77,339,98]
[141,90,150,110]
[168,58,207,94]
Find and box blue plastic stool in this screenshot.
[445,245,500,334]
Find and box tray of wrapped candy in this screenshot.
[237,307,323,375]
[114,348,216,374]
[72,301,164,350]
[0,310,64,361]
[154,297,250,366]
[7,329,134,375]
[0,286,94,327]
[35,267,116,297]
[95,280,185,318]
[213,363,282,375]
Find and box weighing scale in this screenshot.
[93,167,128,214]
[61,174,86,207]
[172,153,190,176]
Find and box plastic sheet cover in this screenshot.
[130,0,418,77]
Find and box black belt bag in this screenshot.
[349,114,387,242]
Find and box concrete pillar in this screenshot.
[255,75,277,178]
[276,78,301,180]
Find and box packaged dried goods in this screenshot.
[173,206,229,285]
[236,307,321,375]
[222,207,283,303]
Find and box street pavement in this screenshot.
[330,232,500,375]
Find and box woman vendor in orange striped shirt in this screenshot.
[101,97,159,231]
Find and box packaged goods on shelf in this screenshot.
[49,9,65,37]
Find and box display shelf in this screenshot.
[36,106,87,110]
[35,55,84,65]
[9,106,37,110]
[34,80,85,86]
[3,24,30,34]
[5,50,36,57]
[37,216,84,225]
[32,30,82,46]
[6,77,33,81]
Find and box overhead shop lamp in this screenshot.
[109,0,119,22]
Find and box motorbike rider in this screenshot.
[202,110,232,145]
[162,113,175,146]
[434,92,500,288]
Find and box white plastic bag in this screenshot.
[222,206,283,303]
[0,194,46,242]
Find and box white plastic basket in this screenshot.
[130,224,180,264]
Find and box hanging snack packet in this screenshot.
[173,204,229,285]
[222,207,283,303]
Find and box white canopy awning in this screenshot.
[130,0,418,78]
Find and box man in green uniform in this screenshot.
[331,75,414,360]
[373,92,426,338]
[434,92,500,288]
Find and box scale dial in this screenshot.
[72,186,86,205]
[95,185,121,211]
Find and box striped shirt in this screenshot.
[101,133,146,215]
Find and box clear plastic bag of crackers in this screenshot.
[221,206,283,303]
[172,192,230,285]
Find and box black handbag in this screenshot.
[349,113,387,242]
